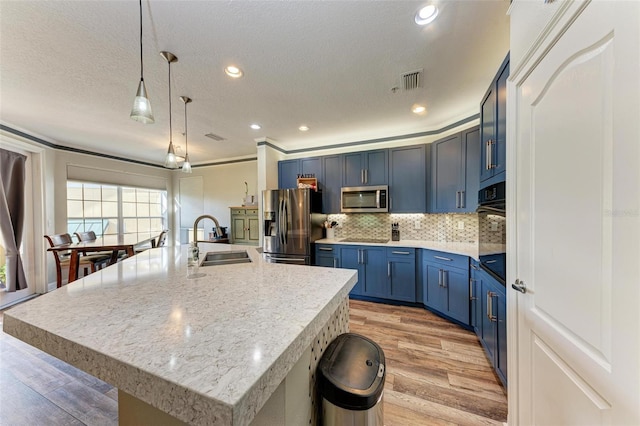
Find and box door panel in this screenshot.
[480,87,495,182]
[248,218,259,242]
[284,189,309,255]
[514,2,640,423]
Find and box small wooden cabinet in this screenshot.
[229,207,259,245]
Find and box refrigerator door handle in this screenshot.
[282,199,288,245]
[278,199,285,246]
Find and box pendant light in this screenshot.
[130,0,154,123]
[180,96,192,173]
[161,51,178,168]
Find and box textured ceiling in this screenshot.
[0,1,510,166]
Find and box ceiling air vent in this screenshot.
[205,133,226,141]
[401,69,423,91]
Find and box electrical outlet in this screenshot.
[414,220,421,229]
[491,222,499,232]
[457,221,464,230]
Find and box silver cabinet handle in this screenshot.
[469,278,476,300]
[460,190,465,208]
[438,269,443,287]
[333,258,338,268]
[434,255,453,261]
[387,262,391,278]
[318,247,333,251]
[442,270,448,288]
[361,169,365,184]
[470,264,478,270]
[268,256,306,262]
[485,259,497,264]
[357,249,361,264]
[391,251,411,255]
[512,279,527,294]
[365,169,368,184]
[455,191,461,208]
[487,291,497,322]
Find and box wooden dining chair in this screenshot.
[74,231,120,262]
[44,234,103,288]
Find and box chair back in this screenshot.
[46,233,73,247]
[157,230,168,247]
[75,231,98,241]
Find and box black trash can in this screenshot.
[317,333,386,425]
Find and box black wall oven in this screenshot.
[477,182,506,285]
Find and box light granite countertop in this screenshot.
[315,238,505,259]
[3,243,357,426]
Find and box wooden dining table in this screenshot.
[47,233,158,283]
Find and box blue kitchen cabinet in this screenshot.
[478,265,507,387]
[314,244,339,268]
[322,155,342,213]
[386,248,417,302]
[361,247,387,298]
[389,145,426,213]
[470,261,483,335]
[278,159,300,189]
[342,149,388,187]
[430,126,480,213]
[340,246,365,296]
[422,250,470,325]
[278,157,323,190]
[480,54,509,186]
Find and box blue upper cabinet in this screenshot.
[389,145,426,213]
[430,126,480,213]
[343,149,388,187]
[480,54,509,186]
[278,157,323,190]
[322,155,342,214]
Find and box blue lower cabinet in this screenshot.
[387,248,417,302]
[422,250,470,326]
[470,263,483,335]
[477,265,507,388]
[314,244,339,268]
[339,246,365,296]
[362,248,387,298]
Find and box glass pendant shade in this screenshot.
[164,141,178,168]
[130,80,154,123]
[182,153,192,173]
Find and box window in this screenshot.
[67,181,167,239]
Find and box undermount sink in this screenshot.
[200,251,251,266]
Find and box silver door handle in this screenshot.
[387,262,391,278]
[512,279,527,294]
[319,247,333,251]
[442,270,448,288]
[268,256,306,262]
[456,191,460,208]
[485,259,497,264]
[438,269,443,287]
[434,255,453,261]
[391,251,411,255]
[333,258,338,268]
[460,190,465,208]
[364,169,368,184]
[361,169,365,184]
[469,278,476,300]
[376,190,380,208]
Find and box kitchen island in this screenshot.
[3,243,357,426]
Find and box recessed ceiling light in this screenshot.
[412,105,427,114]
[415,5,438,25]
[299,125,310,132]
[225,65,243,78]
[250,124,261,130]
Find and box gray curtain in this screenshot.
[0,148,27,292]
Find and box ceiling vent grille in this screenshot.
[401,69,423,91]
[205,133,226,141]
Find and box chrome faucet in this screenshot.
[193,214,223,247]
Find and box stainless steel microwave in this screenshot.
[341,185,388,213]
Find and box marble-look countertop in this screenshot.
[3,244,357,426]
[315,238,505,259]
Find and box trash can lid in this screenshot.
[317,333,386,410]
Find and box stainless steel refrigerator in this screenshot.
[263,188,325,265]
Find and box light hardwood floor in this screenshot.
[0,300,507,425]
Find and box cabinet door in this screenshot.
[278,160,300,189]
[388,258,416,302]
[423,263,447,313]
[481,277,497,364]
[362,248,387,298]
[342,153,364,187]
[443,267,470,325]
[431,134,462,213]
[493,59,508,178]
[470,266,483,335]
[232,217,247,242]
[390,145,426,212]
[315,255,336,268]
[300,157,323,189]
[496,285,507,385]
[480,86,496,183]
[247,217,260,243]
[461,127,481,212]
[323,155,342,213]
[340,246,364,296]
[363,150,388,186]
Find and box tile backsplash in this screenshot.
[326,213,479,243]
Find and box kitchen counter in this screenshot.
[315,238,505,259]
[3,243,357,426]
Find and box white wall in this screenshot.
[172,160,258,243]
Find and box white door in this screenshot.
[512,1,639,424]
